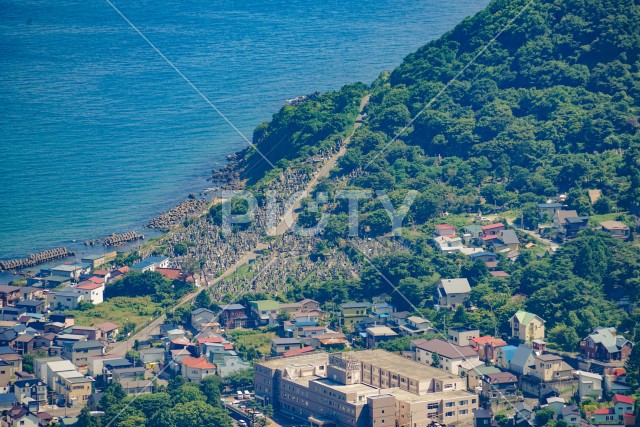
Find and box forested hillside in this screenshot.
[240,0,640,355]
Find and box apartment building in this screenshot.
[254,350,477,427]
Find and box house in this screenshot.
[218,304,248,329]
[130,256,170,273]
[591,394,635,425]
[448,327,479,345]
[474,408,494,427]
[538,203,563,218]
[433,235,464,253]
[580,327,633,367]
[520,353,575,398]
[365,326,397,349]
[399,316,433,336]
[12,335,35,355]
[476,337,508,363]
[0,307,25,322]
[297,299,320,311]
[563,216,589,238]
[463,364,500,390]
[75,282,104,305]
[270,338,302,356]
[0,329,18,347]
[434,224,456,237]
[604,368,632,394]
[338,302,370,329]
[190,308,217,331]
[574,370,603,400]
[368,302,395,322]
[5,406,40,427]
[480,223,505,239]
[248,300,280,326]
[34,358,77,388]
[388,311,411,327]
[52,289,84,311]
[139,348,165,366]
[13,379,47,404]
[462,224,483,243]
[14,301,44,315]
[57,373,93,406]
[481,372,518,400]
[469,252,498,268]
[95,322,119,340]
[508,345,536,375]
[494,230,520,251]
[553,210,578,227]
[179,356,216,383]
[70,326,101,341]
[61,340,104,367]
[436,278,471,309]
[600,220,630,240]
[509,310,545,343]
[412,338,479,375]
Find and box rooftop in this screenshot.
[412,338,478,359]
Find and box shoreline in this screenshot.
[0,147,251,277]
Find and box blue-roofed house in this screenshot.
[130,256,170,273]
[495,345,518,371]
[0,393,18,410]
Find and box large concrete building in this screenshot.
[254,350,478,427]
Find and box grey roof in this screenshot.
[340,302,369,309]
[439,278,471,295]
[500,230,520,245]
[413,338,477,359]
[586,327,629,352]
[71,340,103,350]
[510,345,534,373]
[15,300,44,307]
[56,288,82,298]
[271,338,301,345]
[13,379,45,388]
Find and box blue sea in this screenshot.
[0,0,489,259]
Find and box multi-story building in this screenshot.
[254,350,478,427]
[579,327,633,370]
[339,302,370,329]
[412,338,479,375]
[509,310,545,343]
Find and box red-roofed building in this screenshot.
[197,337,223,344]
[156,268,197,286]
[480,223,505,239]
[110,266,130,281]
[179,356,216,383]
[282,346,315,358]
[591,395,635,425]
[76,281,104,304]
[85,276,105,285]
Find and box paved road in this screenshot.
[110,95,370,355]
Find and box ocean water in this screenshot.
[0,0,490,259]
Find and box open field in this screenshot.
[69,296,163,330]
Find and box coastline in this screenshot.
[0,147,250,279]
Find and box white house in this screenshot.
[411,338,479,375]
[179,356,216,383]
[75,282,104,305]
[433,236,464,253]
[575,370,603,400]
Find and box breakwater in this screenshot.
[102,231,144,247]
[0,247,74,272]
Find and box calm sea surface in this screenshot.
[0,0,489,259]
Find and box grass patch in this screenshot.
[231,329,277,357]
[69,296,163,330]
